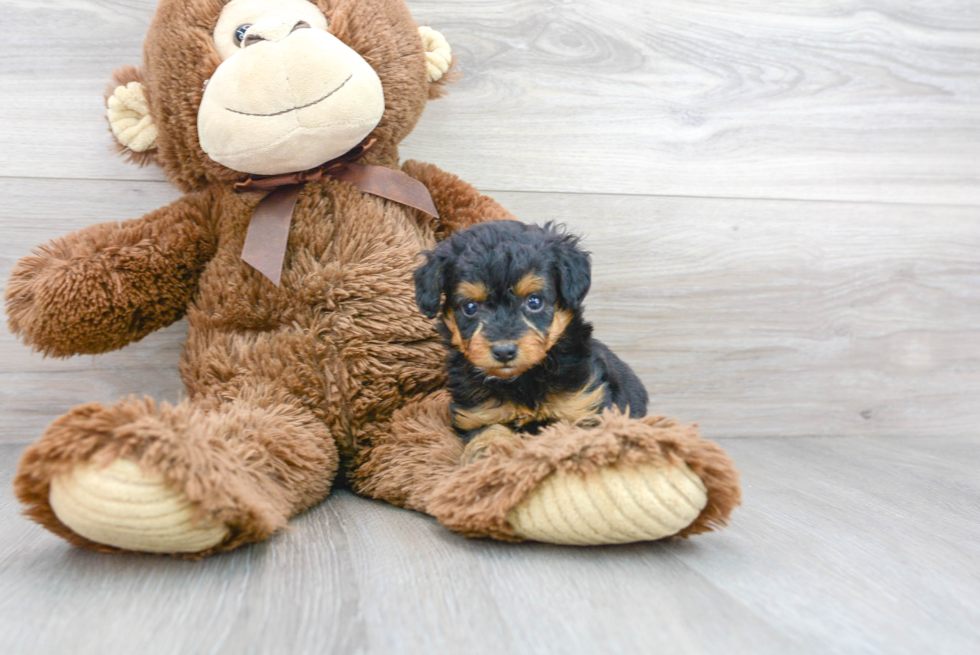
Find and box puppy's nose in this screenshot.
[491,343,518,363]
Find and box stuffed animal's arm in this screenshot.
[401,160,516,240]
[5,193,217,357]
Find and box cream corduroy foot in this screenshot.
[507,461,708,545]
[49,459,230,553]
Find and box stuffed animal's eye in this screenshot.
[235,24,252,44]
[525,295,544,312]
[461,301,480,317]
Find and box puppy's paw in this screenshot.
[460,425,522,466]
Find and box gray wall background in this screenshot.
[1,0,978,441]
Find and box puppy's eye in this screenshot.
[235,24,252,44]
[461,301,480,317]
[525,294,544,312]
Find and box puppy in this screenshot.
[414,220,648,461]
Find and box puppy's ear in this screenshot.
[553,233,591,309]
[414,250,447,319]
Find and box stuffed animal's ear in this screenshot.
[418,26,457,99]
[552,228,592,310]
[414,250,448,319]
[105,66,158,166]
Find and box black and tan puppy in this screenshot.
[415,220,648,461]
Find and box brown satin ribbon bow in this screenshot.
[234,138,439,286]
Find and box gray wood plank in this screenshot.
[1,0,978,204]
[3,178,977,442]
[405,0,980,204]
[673,435,980,655]
[496,190,980,440]
[1,436,978,654]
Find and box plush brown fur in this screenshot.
[6,194,216,356]
[7,0,740,556]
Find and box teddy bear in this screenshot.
[5,0,740,556]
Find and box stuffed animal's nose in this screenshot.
[491,343,518,363]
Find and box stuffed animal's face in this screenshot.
[108,0,453,190]
[198,0,386,175]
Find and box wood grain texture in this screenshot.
[3,178,977,441]
[497,191,980,439]
[2,437,979,654]
[406,0,980,203]
[1,1,978,203]
[2,0,976,439]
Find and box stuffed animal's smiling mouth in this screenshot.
[225,74,353,117]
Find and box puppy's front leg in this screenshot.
[460,424,522,466]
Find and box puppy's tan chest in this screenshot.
[453,384,606,432]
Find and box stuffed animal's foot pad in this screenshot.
[507,460,708,545]
[48,459,230,553]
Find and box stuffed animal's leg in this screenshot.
[14,391,337,556]
[354,391,740,545]
[436,411,740,544]
[350,391,464,513]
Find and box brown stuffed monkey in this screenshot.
[5,0,740,556]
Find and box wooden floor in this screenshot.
[1,0,979,653]
[2,437,979,654]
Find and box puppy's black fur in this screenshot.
[415,220,648,442]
